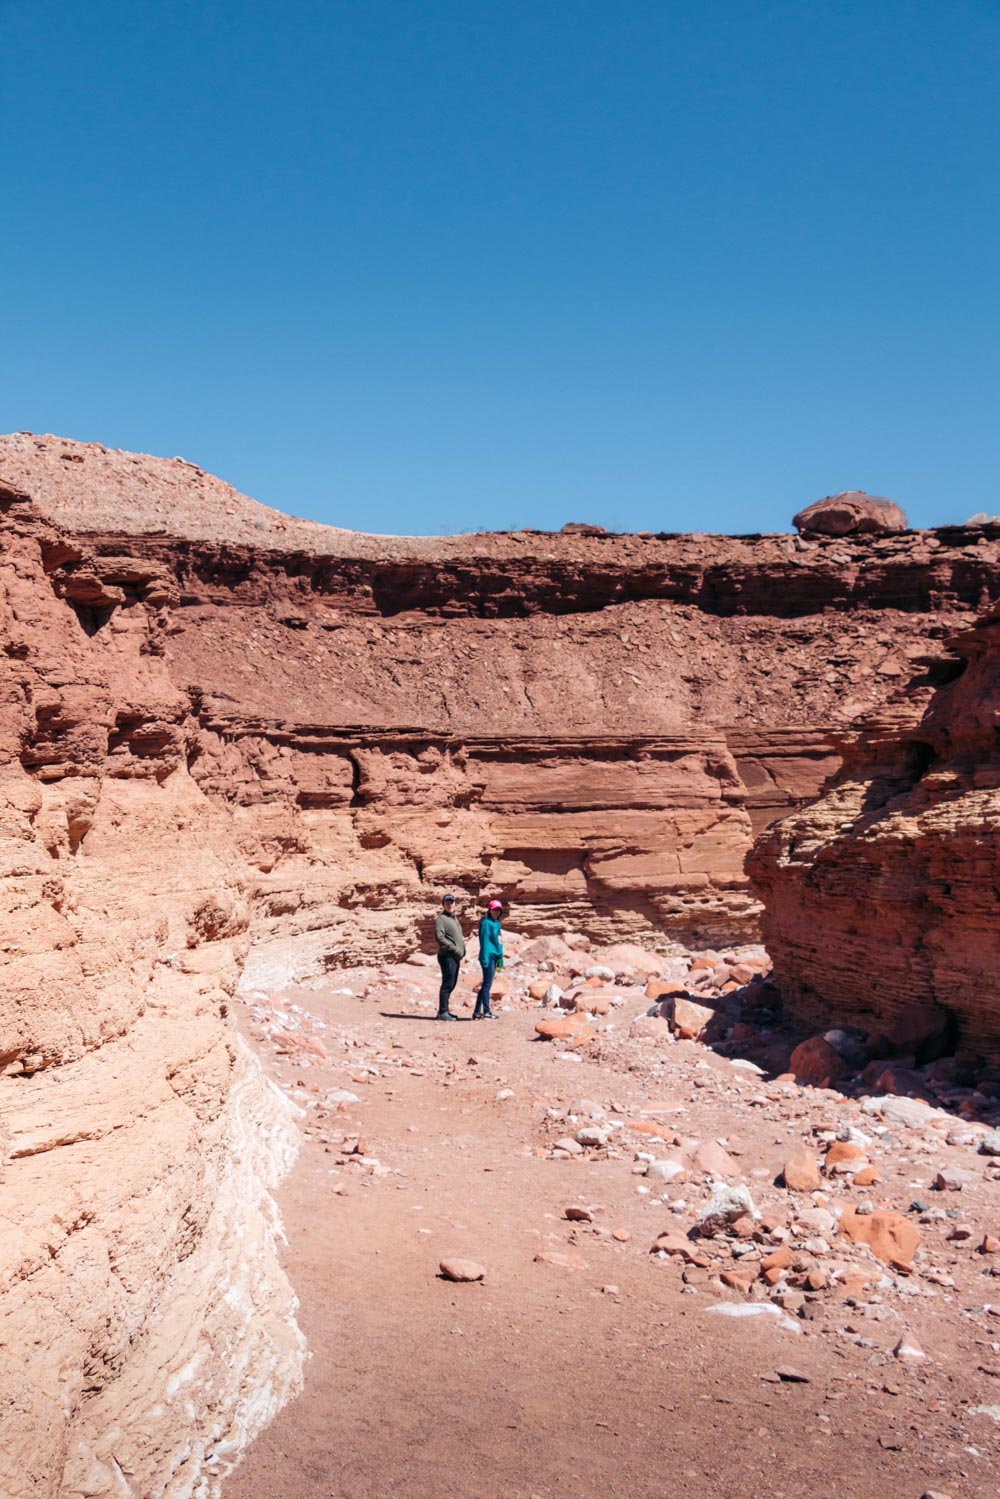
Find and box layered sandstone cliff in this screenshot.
[3,430,1000,1493]
[6,433,998,980]
[750,606,1000,1062]
[0,493,303,1498]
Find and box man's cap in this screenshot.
[442,893,456,903]
[488,899,503,910]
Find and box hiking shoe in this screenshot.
[436,1011,459,1022]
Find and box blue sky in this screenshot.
[2,1,998,535]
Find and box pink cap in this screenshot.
[488,899,503,910]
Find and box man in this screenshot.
[433,893,465,1021]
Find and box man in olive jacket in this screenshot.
[433,893,465,1021]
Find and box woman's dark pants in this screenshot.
[475,958,497,1016]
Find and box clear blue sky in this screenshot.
[3,1,998,535]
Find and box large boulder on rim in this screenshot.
[793,490,908,537]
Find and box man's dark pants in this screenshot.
[437,950,460,1014]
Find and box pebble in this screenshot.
[535,1250,587,1270]
[782,1149,820,1192]
[439,1259,486,1283]
[893,1335,926,1363]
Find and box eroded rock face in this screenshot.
[750,611,1000,1061]
[0,510,303,1498]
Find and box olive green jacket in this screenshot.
[434,911,466,958]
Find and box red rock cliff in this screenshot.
[750,607,1000,1061]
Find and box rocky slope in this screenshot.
[750,607,1000,1061]
[3,430,1000,1494]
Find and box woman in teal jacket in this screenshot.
[474,899,504,1019]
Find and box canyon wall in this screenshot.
[0,497,303,1498]
[3,430,1000,1493]
[750,608,1000,1062]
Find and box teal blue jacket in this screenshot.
[477,915,503,965]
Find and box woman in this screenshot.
[474,898,504,1019]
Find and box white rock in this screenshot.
[694,1183,757,1237]
[861,1095,939,1129]
[648,1160,688,1182]
[893,1335,927,1363]
[707,1304,800,1333]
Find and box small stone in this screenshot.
[981,1234,1000,1254]
[789,1036,849,1088]
[934,1167,973,1191]
[439,1258,486,1283]
[552,1137,583,1156]
[565,1205,594,1222]
[667,996,716,1040]
[721,1268,756,1294]
[782,1149,821,1192]
[695,1183,757,1237]
[650,1233,708,1265]
[893,1335,926,1363]
[535,1251,587,1270]
[825,1140,865,1169]
[776,1367,811,1383]
[612,1227,631,1242]
[839,1207,920,1268]
[979,1130,1000,1157]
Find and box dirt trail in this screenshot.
[222,967,1000,1499]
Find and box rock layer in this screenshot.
[750,610,1000,1060]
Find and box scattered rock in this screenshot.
[934,1167,974,1192]
[439,1259,486,1283]
[535,1251,587,1270]
[839,1208,920,1268]
[782,1149,821,1192]
[893,1335,926,1363]
[788,1036,849,1088]
[694,1184,757,1238]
